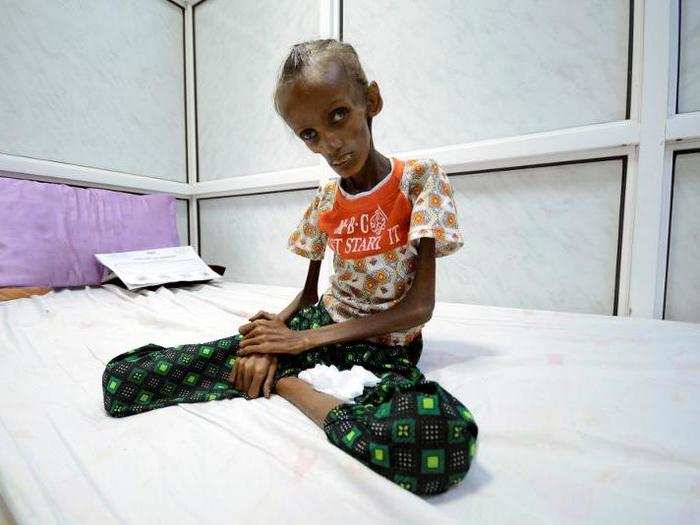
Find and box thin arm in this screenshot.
[303,237,436,348]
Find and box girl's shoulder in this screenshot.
[400,157,443,196]
[315,177,338,212]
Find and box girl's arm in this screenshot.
[302,237,436,348]
[238,239,436,357]
[276,259,323,323]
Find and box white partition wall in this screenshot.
[343,0,631,154]
[176,199,191,246]
[664,150,700,323]
[193,0,322,181]
[0,0,187,183]
[199,189,333,293]
[678,0,700,113]
[1,0,698,323]
[439,159,625,313]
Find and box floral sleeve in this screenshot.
[286,183,328,260]
[407,159,464,257]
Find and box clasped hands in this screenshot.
[227,310,311,399]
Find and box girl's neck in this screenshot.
[341,150,392,194]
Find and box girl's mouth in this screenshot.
[331,153,353,168]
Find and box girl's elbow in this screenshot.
[416,303,434,324]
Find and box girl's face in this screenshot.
[276,59,382,178]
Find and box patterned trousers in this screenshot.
[102,300,479,496]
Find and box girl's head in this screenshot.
[273,39,384,177]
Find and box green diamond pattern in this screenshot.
[417,394,440,415]
[449,472,466,486]
[342,426,362,448]
[198,346,214,358]
[160,381,176,396]
[392,419,415,443]
[421,449,445,474]
[448,420,466,444]
[394,474,417,493]
[128,368,147,384]
[154,360,172,376]
[136,390,153,405]
[177,353,193,365]
[106,376,121,394]
[369,442,390,467]
[459,407,474,422]
[374,401,392,419]
[469,437,478,458]
[183,372,200,386]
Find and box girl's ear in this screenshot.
[365,81,383,118]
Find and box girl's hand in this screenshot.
[236,318,310,356]
[247,310,279,323]
[228,354,278,398]
[237,310,279,334]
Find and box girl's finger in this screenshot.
[232,360,240,390]
[228,358,238,385]
[238,344,274,357]
[249,311,275,322]
[263,359,278,398]
[242,326,263,342]
[238,336,264,355]
[236,358,248,391]
[242,363,254,393]
[242,320,267,334]
[248,370,265,399]
[240,329,260,345]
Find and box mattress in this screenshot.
[0,280,698,524]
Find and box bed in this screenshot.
[1,280,698,524]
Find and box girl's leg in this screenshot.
[321,372,479,496]
[274,376,345,428]
[102,300,337,418]
[102,335,245,417]
[274,302,480,495]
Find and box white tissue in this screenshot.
[297,364,381,404]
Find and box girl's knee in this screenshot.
[322,397,478,496]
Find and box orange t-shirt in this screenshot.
[318,158,412,260]
[287,157,464,346]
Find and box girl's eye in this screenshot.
[299,108,346,141]
[300,130,316,141]
[332,108,347,122]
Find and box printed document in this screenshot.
[95,246,221,290]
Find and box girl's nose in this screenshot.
[323,131,343,152]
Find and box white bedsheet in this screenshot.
[0,281,698,524]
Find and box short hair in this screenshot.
[273,39,369,117]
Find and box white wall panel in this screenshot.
[678,0,700,113]
[440,159,624,314]
[664,151,700,323]
[195,0,321,181]
[343,0,630,154]
[176,199,190,246]
[199,189,332,293]
[199,158,623,315]
[0,0,186,182]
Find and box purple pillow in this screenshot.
[0,176,180,288]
